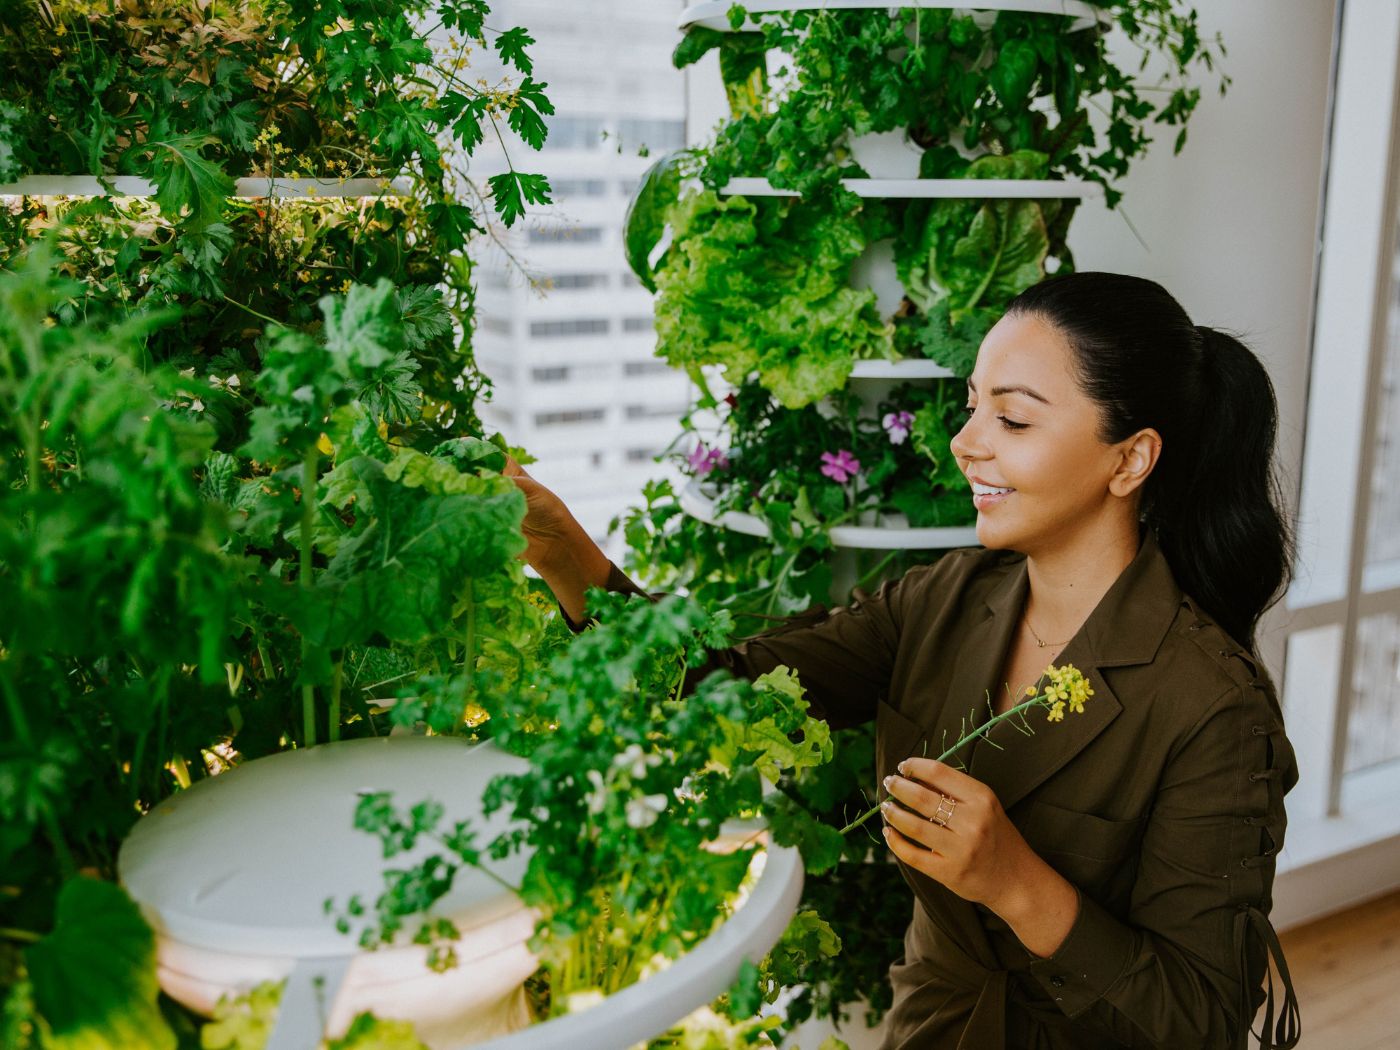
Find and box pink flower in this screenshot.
[820,449,862,484]
[882,409,915,445]
[687,442,730,477]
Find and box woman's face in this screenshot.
[948,312,1137,555]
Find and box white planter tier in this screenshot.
[681,0,1105,34]
[719,177,1103,200]
[119,737,537,1050]
[850,359,956,380]
[0,175,411,198]
[474,844,804,1050]
[680,480,978,551]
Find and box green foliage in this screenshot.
[692,2,1227,207]
[0,250,548,1044]
[652,188,893,409]
[199,982,283,1050]
[25,880,175,1050]
[0,0,553,228]
[332,590,839,1009]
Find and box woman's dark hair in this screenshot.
[1002,271,1295,652]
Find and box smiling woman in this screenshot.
[514,270,1302,1050]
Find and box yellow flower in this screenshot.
[1046,701,1066,723]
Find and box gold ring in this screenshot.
[929,794,957,828]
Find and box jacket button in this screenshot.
[1050,976,1065,988]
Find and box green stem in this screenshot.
[300,446,319,748]
[839,690,1047,835]
[0,927,40,944]
[328,657,344,742]
[853,549,900,593]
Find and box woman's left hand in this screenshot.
[880,758,1053,921]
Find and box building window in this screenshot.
[591,451,604,468]
[625,404,687,420]
[619,270,642,288]
[479,316,512,335]
[622,316,655,334]
[529,319,610,338]
[617,179,641,198]
[548,273,609,291]
[551,179,607,198]
[624,360,673,377]
[618,119,687,152]
[528,226,605,245]
[531,366,570,382]
[626,447,661,462]
[543,116,606,151]
[535,408,607,427]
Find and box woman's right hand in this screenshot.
[502,455,611,623]
[501,453,578,572]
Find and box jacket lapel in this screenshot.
[958,531,1184,812]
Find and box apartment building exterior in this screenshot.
[466,0,692,554]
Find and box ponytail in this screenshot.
[1004,273,1294,651]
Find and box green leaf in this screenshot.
[493,27,536,75]
[26,879,176,1050]
[487,171,552,228]
[144,136,234,230]
[623,151,685,293]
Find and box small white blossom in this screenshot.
[625,793,668,829]
[585,769,608,815]
[613,743,660,780]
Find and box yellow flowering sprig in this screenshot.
[839,663,1095,834]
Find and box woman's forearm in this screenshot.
[533,517,612,625]
[994,851,1081,959]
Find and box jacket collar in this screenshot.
[926,530,1184,811]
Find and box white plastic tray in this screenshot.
[681,0,1105,34]
[850,359,956,379]
[719,176,1104,200]
[680,480,979,550]
[0,175,411,199]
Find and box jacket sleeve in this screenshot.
[556,560,910,730]
[1025,670,1300,1050]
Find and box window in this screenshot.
[548,273,608,291]
[543,116,605,151]
[625,404,687,420]
[626,447,661,462]
[618,119,686,152]
[535,408,607,427]
[617,179,640,198]
[624,360,673,376]
[529,319,609,338]
[550,179,607,199]
[528,226,605,245]
[478,316,512,335]
[622,316,655,334]
[619,270,643,288]
[531,366,570,382]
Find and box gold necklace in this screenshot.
[1023,612,1071,649]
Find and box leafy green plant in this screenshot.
[0,0,554,233]
[331,588,846,1034]
[651,186,894,410]
[689,2,1227,206]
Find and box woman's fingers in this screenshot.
[898,758,982,799]
[880,795,948,851]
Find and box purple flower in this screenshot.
[687,442,730,477]
[820,449,862,484]
[882,409,915,445]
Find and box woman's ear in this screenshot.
[1109,428,1162,498]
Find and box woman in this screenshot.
[507,272,1302,1050]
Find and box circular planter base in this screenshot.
[680,481,979,551]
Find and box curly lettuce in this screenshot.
[654,188,894,409]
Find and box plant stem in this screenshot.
[300,446,319,748]
[0,927,40,944]
[328,657,344,742]
[839,691,1046,835]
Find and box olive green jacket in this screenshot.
[582,531,1300,1049]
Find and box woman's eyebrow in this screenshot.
[966,378,1052,405]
